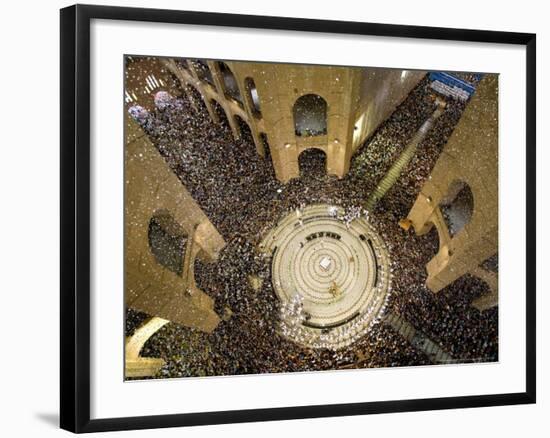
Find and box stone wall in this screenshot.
[161,58,424,182]
[125,115,225,331]
[406,75,498,301]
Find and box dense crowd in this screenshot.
[126,75,498,379]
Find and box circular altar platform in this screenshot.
[260,204,392,350]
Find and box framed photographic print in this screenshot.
[60,4,536,433]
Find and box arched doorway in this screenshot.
[210,99,230,129]
[421,222,441,264]
[293,94,328,137]
[148,210,188,277]
[260,132,271,160]
[218,62,243,106]
[175,58,190,71]
[235,115,253,144]
[190,59,215,86]
[440,181,474,237]
[185,84,206,113]
[244,77,261,118]
[298,148,327,177]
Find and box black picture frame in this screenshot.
[60,4,536,433]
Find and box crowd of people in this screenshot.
[126,74,498,379]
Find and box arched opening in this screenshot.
[244,77,261,117]
[260,132,270,159]
[421,223,440,264]
[298,148,327,177]
[440,180,474,237]
[235,115,253,143]
[415,222,442,268]
[293,94,328,137]
[185,84,206,112]
[210,99,230,129]
[148,210,188,276]
[190,59,214,86]
[218,62,243,107]
[176,58,190,71]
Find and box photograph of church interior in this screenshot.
[124,55,498,379]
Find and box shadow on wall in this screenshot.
[35,413,58,429]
